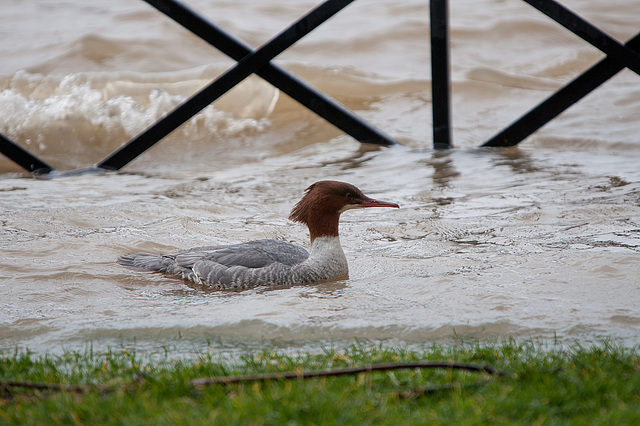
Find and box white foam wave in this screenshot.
[0,69,276,153]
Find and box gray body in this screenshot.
[118,237,348,289]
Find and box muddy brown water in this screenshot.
[1,0,639,354]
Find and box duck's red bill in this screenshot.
[361,197,400,209]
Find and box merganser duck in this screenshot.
[117,180,399,289]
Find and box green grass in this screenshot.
[1,340,639,425]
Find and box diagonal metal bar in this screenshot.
[99,0,375,170]
[523,0,640,76]
[483,32,640,147]
[0,133,54,173]
[143,0,396,147]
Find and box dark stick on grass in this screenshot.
[399,379,494,399]
[190,361,505,387]
[0,380,113,394]
[1,373,145,395]
[0,362,503,396]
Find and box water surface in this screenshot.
[1,0,639,354]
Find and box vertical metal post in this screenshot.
[430,0,452,149]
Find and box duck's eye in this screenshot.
[345,192,360,203]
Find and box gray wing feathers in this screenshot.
[178,240,308,268]
[118,239,309,288]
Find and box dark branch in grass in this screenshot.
[0,380,113,394]
[399,379,493,399]
[0,362,504,398]
[190,361,505,387]
[0,372,147,397]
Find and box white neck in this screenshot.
[297,236,348,281]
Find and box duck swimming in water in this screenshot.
[117,180,399,289]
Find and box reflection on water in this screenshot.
[490,147,542,175]
[425,150,460,189]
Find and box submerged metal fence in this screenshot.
[1,0,637,173]
[480,0,640,147]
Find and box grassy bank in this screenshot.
[1,340,639,424]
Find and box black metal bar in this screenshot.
[483,32,640,147]
[430,0,452,149]
[0,133,54,173]
[523,0,640,76]
[143,0,396,146]
[98,0,381,170]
